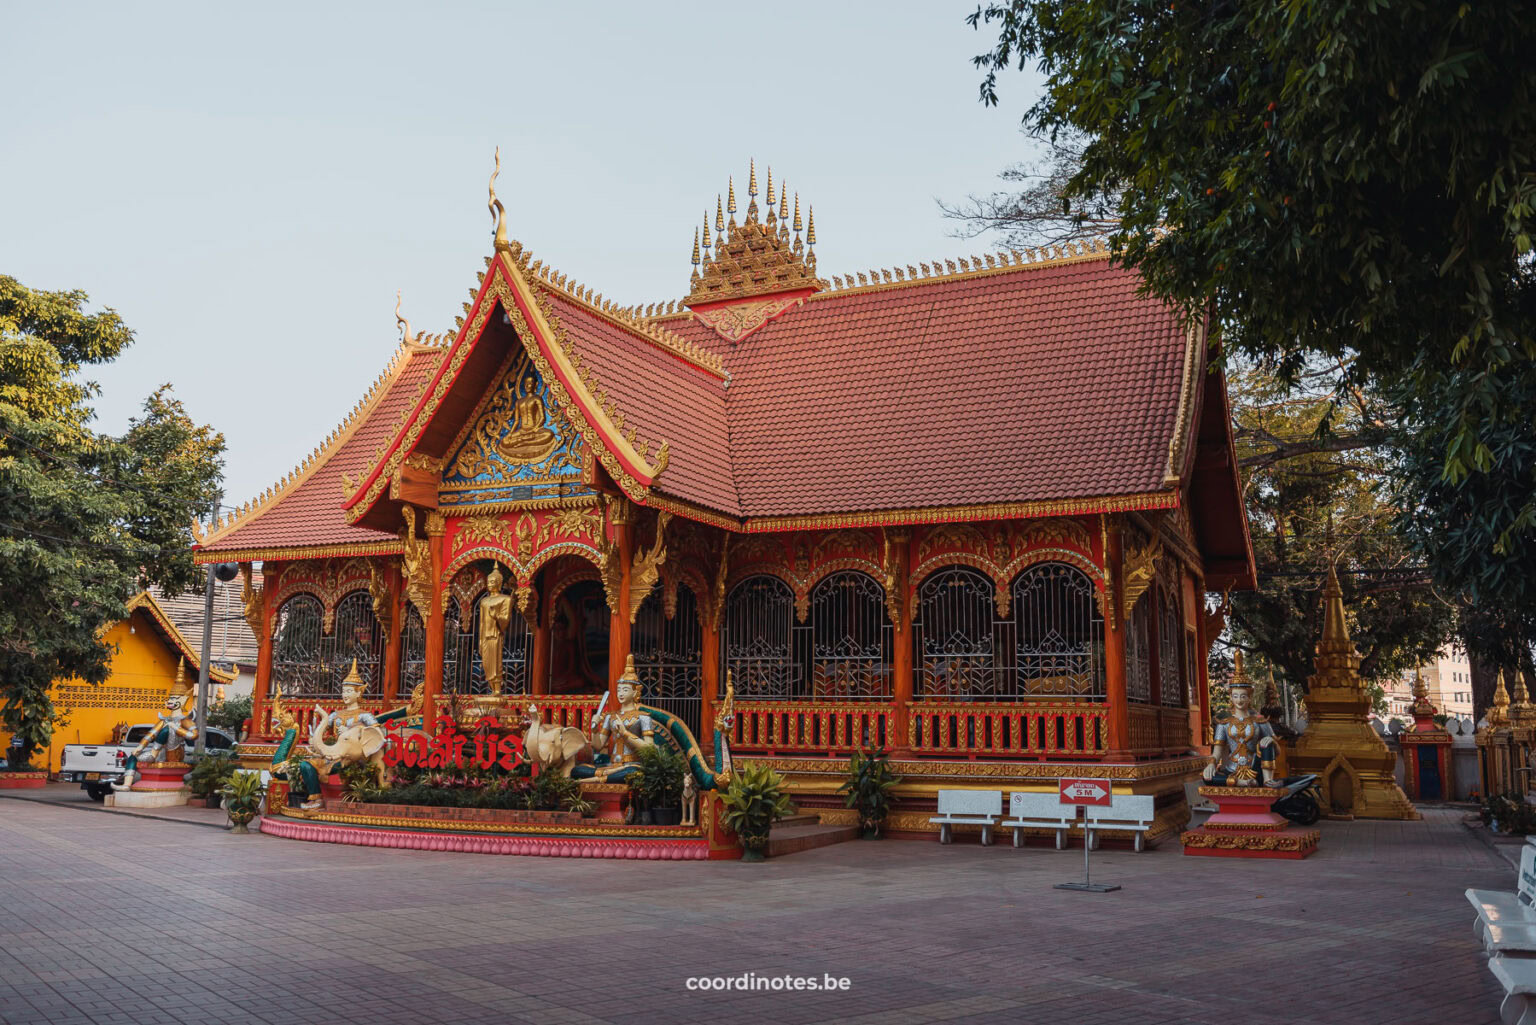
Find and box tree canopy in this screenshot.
[967,1,1536,686]
[0,276,223,767]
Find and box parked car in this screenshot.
[59,726,238,801]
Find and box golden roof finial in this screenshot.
[691,226,700,267]
[1491,669,1512,726]
[716,195,725,233]
[778,182,789,234]
[806,205,817,246]
[748,158,758,197]
[1319,559,1352,650]
[727,177,737,221]
[395,289,416,344]
[702,213,711,250]
[793,192,803,232]
[489,146,509,252]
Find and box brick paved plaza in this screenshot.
[0,797,1512,1025]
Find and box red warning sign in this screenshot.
[1058,778,1113,806]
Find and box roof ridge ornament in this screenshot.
[686,162,825,307]
[395,290,416,345]
[489,147,510,253]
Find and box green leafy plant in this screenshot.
[837,747,902,839]
[340,762,385,806]
[720,762,795,861]
[185,753,238,799]
[220,771,266,834]
[631,743,686,810]
[207,694,253,736]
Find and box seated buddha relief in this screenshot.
[496,374,561,465]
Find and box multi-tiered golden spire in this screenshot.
[686,161,824,305]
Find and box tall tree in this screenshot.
[0,276,223,768]
[966,1,1536,678]
[1226,361,1452,709]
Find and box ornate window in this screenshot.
[1125,593,1153,704]
[808,572,892,700]
[914,566,1000,700]
[1011,562,1106,700]
[274,591,383,699]
[1158,583,1185,707]
[400,605,426,699]
[442,587,530,696]
[723,575,799,699]
[633,586,703,738]
[328,591,385,697]
[272,594,325,697]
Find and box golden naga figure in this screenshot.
[1203,653,1280,788]
[478,563,515,694]
[496,375,560,464]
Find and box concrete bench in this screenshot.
[1489,955,1536,1025]
[929,789,1002,845]
[1000,792,1076,849]
[1185,781,1217,814]
[1084,795,1157,852]
[1468,845,1536,943]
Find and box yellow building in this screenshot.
[1,592,236,773]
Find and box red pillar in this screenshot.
[1102,523,1131,760]
[530,571,550,696]
[251,562,277,738]
[607,503,636,699]
[381,561,403,705]
[422,513,447,724]
[889,529,913,756]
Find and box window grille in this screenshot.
[808,572,893,700]
[633,586,703,738]
[1011,562,1106,700]
[723,575,799,699]
[272,595,325,698]
[1158,584,1185,707]
[273,591,383,698]
[441,589,530,695]
[1125,594,1152,704]
[914,566,999,700]
[400,605,426,698]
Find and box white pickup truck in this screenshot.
[59,725,238,801]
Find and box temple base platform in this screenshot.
[1180,785,1319,860]
[108,786,192,809]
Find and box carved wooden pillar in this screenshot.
[1146,584,1165,754]
[700,606,720,747]
[251,561,276,738]
[531,570,551,696]
[381,560,403,704]
[888,529,913,755]
[1102,521,1132,760]
[422,511,447,725]
[607,498,636,700]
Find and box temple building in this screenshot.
[194,162,1253,843]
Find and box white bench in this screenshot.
[1185,781,1217,814]
[929,789,1002,845]
[1488,956,1536,1025]
[1468,845,1536,943]
[1000,792,1076,849]
[1084,795,1157,852]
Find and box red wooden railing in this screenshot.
[728,701,895,756]
[909,702,1109,759]
[529,695,603,734]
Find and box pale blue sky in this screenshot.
[1,1,1039,509]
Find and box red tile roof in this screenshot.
[205,246,1221,553]
[196,345,443,557]
[645,253,1200,518]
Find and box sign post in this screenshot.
[1052,778,1120,893]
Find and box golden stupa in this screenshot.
[1289,564,1419,820]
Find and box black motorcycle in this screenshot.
[1269,774,1323,826]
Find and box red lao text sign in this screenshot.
[1058,778,1113,806]
[383,715,525,772]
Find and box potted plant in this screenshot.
[837,747,902,838]
[186,754,238,808]
[634,744,686,825]
[278,756,314,807]
[220,771,266,834]
[721,762,794,861]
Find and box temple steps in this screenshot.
[767,819,858,858]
